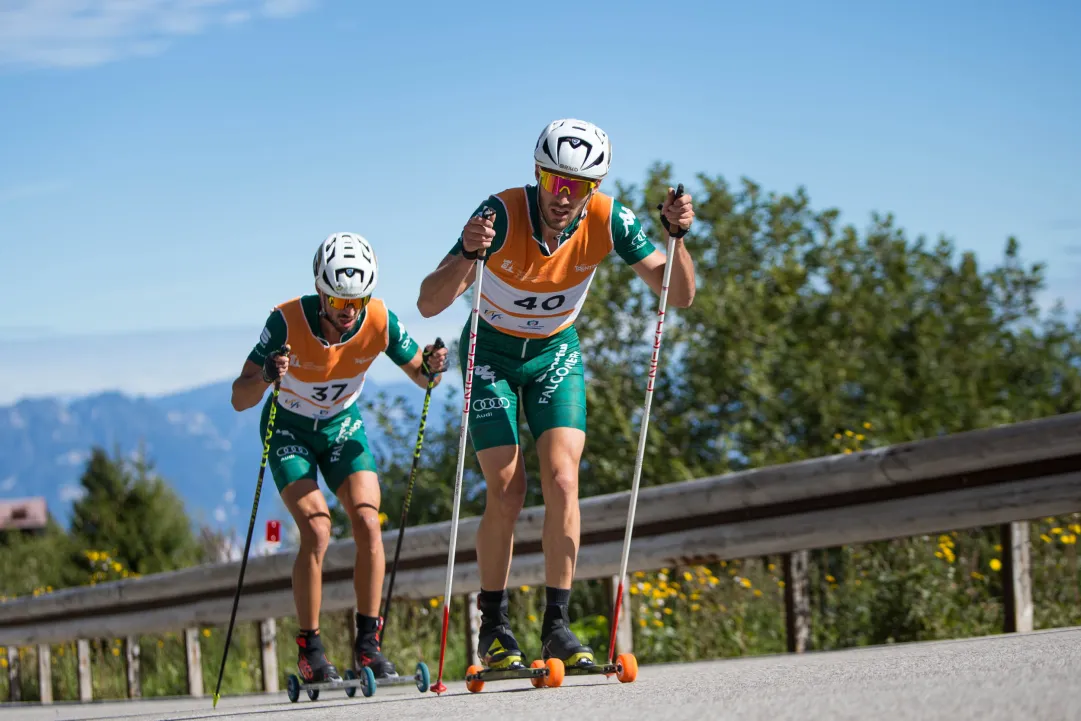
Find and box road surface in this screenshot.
[2,627,1078,721]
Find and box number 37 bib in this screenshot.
[275,296,389,420]
[479,188,617,339]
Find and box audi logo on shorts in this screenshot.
[473,398,510,411]
[277,445,309,458]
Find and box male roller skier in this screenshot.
[416,119,696,669]
[231,232,449,686]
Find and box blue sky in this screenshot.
[1,0,1079,405]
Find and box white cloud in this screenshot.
[0,476,17,492]
[58,483,86,502]
[213,504,227,523]
[0,0,319,70]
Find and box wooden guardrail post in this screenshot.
[184,628,203,697]
[259,619,279,693]
[1002,521,1034,633]
[77,639,92,701]
[37,644,52,704]
[6,647,20,701]
[784,550,812,653]
[606,575,634,655]
[464,592,480,669]
[125,636,141,698]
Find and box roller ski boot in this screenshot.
[296,630,342,684]
[354,613,398,681]
[464,593,564,693]
[541,624,595,669]
[287,629,373,702]
[541,608,638,684]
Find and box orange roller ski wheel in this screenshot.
[616,653,638,683]
[530,660,546,688]
[544,658,565,688]
[465,665,485,693]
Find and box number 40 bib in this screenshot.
[479,188,616,339]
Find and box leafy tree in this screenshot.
[69,445,203,575]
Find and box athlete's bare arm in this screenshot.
[629,189,697,308]
[231,360,273,412]
[629,241,697,308]
[231,348,290,412]
[417,213,495,318]
[416,253,476,318]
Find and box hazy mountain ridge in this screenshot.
[0,377,455,534]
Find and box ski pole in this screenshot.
[607,185,688,664]
[213,344,290,708]
[431,207,494,695]
[378,337,445,646]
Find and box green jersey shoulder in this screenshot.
[447,187,657,266]
[247,295,418,368]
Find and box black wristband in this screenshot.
[261,356,280,384]
[461,248,480,260]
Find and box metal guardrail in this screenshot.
[2,412,1080,703]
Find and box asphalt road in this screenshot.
[3,627,1078,721]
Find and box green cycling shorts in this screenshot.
[259,399,378,495]
[458,318,586,452]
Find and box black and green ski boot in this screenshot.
[477,590,524,669]
[540,601,594,669]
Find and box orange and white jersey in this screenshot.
[479,188,616,339]
[274,296,389,420]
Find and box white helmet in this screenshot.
[312,232,378,298]
[534,118,611,180]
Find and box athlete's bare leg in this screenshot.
[281,478,333,630]
[334,470,384,616]
[475,445,528,591]
[536,428,586,589]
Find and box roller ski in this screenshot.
[285,630,374,702]
[465,623,563,693]
[538,614,636,684]
[352,613,431,695]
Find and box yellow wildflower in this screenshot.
[202,629,211,638]
[690,603,701,612]
[989,558,1002,572]
[1070,524,1081,535]
[683,571,693,582]
[863,422,872,429]
[825,574,836,583]
[519,585,530,592]
[428,598,438,608]
[527,614,537,623]
[1051,527,1063,535]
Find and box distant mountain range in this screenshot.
[0,377,460,545]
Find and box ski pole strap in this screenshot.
[421,337,445,378]
[657,183,688,239]
[461,207,496,260]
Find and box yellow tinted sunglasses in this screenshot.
[326,295,371,311]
